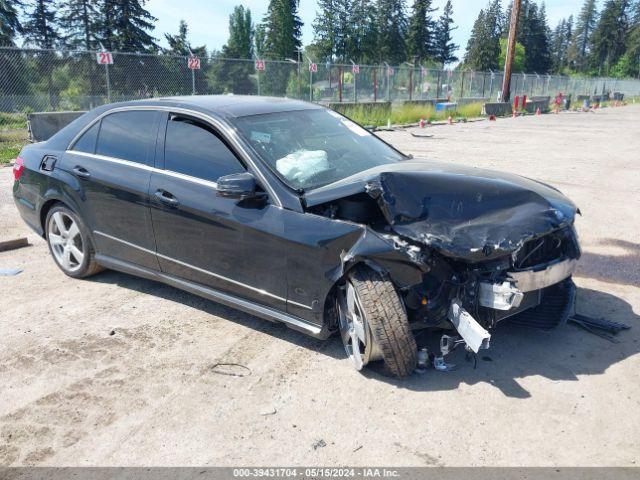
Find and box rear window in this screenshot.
[72,121,99,154]
[96,111,157,164]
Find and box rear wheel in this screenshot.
[337,266,418,377]
[46,205,102,278]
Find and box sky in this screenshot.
[146,0,588,60]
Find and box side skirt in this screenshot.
[95,254,331,340]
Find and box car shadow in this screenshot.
[90,271,637,398]
[362,286,639,397]
[89,269,345,360]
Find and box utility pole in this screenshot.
[501,0,522,103]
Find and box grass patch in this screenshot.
[0,128,29,164]
[0,112,28,130]
[339,101,485,127]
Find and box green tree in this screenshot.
[209,6,255,94]
[376,0,408,63]
[433,0,458,66]
[22,0,59,49]
[0,0,23,46]
[464,0,502,71]
[312,0,339,60]
[59,0,100,50]
[499,37,525,71]
[351,0,378,62]
[569,0,598,72]
[261,0,302,59]
[517,1,551,73]
[407,0,437,62]
[98,0,158,52]
[590,0,630,75]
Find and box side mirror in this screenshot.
[216,172,260,200]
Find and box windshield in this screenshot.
[232,109,405,190]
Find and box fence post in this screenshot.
[409,67,413,101]
[460,70,465,99]
[436,70,441,99]
[338,66,342,103]
[373,67,377,102]
[191,67,196,95]
[257,69,261,96]
[105,63,111,102]
[310,65,313,102]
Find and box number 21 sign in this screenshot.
[96,51,113,65]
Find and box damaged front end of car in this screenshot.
[305,160,581,365]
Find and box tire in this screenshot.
[348,265,418,377]
[45,204,103,279]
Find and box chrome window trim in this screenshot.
[93,230,313,311]
[66,104,281,206]
[66,150,219,189]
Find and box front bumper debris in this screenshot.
[447,299,491,353]
[508,258,578,292]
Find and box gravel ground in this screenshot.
[1,105,639,467]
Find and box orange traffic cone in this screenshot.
[448,116,453,125]
[512,110,517,118]
[536,107,541,116]
[419,118,425,128]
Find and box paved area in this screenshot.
[1,105,639,466]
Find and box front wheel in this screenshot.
[46,205,102,279]
[337,266,418,377]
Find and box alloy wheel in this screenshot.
[48,211,85,273]
[337,282,380,370]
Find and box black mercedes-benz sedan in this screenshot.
[13,95,581,377]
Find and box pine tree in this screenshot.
[164,20,205,56]
[22,0,59,49]
[262,0,302,60]
[0,0,23,46]
[590,0,630,74]
[351,0,378,62]
[312,0,339,60]
[433,0,458,66]
[519,1,551,73]
[464,0,501,71]
[209,6,254,94]
[571,0,598,72]
[406,0,437,62]
[376,0,407,63]
[58,0,99,50]
[97,0,157,52]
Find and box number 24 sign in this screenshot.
[96,51,113,65]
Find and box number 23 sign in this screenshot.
[96,51,113,65]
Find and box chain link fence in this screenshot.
[2,46,640,115]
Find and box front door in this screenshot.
[63,109,161,270]
[149,113,288,310]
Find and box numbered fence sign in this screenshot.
[188,57,201,70]
[255,59,265,71]
[96,51,113,65]
[352,64,360,74]
[309,62,318,73]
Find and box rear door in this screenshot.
[63,109,161,270]
[149,113,289,310]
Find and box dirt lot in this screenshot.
[1,105,639,467]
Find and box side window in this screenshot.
[72,121,99,154]
[96,111,157,164]
[164,115,245,182]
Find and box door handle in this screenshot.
[72,166,91,179]
[154,190,179,207]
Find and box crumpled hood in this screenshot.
[305,159,578,262]
[366,161,578,261]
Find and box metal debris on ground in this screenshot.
[569,313,631,343]
[410,132,434,138]
[0,268,23,276]
[210,363,252,377]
